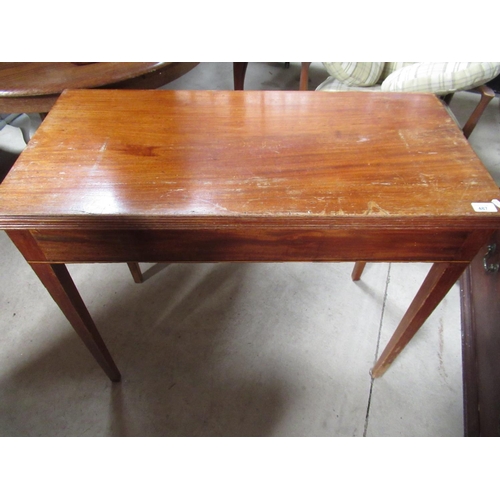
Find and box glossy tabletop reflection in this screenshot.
[0,89,499,231]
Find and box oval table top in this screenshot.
[0,62,198,112]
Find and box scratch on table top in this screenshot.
[92,139,109,169]
[198,199,231,212]
[398,130,410,150]
[363,201,390,216]
[419,173,435,186]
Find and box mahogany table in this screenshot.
[0,89,499,382]
[0,62,198,113]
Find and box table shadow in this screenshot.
[0,263,288,436]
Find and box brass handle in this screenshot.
[483,244,500,274]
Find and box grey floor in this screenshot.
[1,62,499,436]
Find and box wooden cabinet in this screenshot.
[461,230,500,436]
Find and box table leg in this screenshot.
[127,262,144,283]
[233,62,248,91]
[371,262,468,378]
[300,62,311,91]
[29,262,121,382]
[351,261,366,281]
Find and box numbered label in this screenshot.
[471,202,498,213]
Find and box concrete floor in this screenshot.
[0,62,499,436]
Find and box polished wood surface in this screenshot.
[0,63,198,113]
[0,90,498,230]
[1,89,499,382]
[0,62,169,96]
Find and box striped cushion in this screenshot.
[381,62,500,95]
[377,62,416,83]
[322,62,384,87]
[316,76,382,92]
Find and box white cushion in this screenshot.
[377,62,416,83]
[381,62,500,95]
[316,76,382,92]
[322,62,384,87]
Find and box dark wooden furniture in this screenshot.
[233,62,310,90]
[233,62,248,90]
[461,229,500,436]
[0,90,498,382]
[0,62,198,113]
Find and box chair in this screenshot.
[300,62,500,281]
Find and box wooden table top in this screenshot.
[0,63,199,113]
[0,89,499,231]
[0,63,169,97]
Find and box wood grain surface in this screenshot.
[0,63,172,96]
[0,63,199,113]
[0,90,498,233]
[2,89,499,381]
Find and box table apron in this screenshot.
[14,227,487,263]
